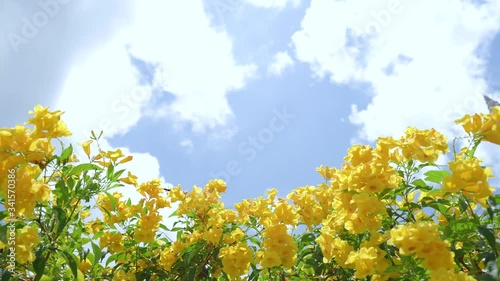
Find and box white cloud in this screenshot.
[244,0,301,9]
[37,0,258,192]
[292,0,500,142]
[180,139,194,153]
[126,0,256,135]
[1,1,254,237]
[0,0,132,127]
[55,33,150,141]
[3,0,256,139]
[268,50,294,76]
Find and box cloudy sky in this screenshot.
[1,0,500,207]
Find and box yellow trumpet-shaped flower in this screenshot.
[119,171,138,186]
[79,140,93,157]
[456,106,500,144]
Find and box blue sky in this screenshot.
[1,0,500,210]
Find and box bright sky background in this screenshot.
[1,0,500,210]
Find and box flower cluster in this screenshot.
[0,105,70,218]
[15,226,40,264]
[456,106,500,144]
[1,105,499,280]
[219,242,254,278]
[443,158,494,206]
[388,221,474,280]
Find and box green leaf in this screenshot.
[489,195,500,206]
[411,179,433,191]
[61,250,78,279]
[467,140,481,158]
[60,144,73,162]
[106,253,120,266]
[298,247,314,260]
[249,264,260,281]
[91,241,102,264]
[54,206,68,234]
[0,210,7,222]
[169,227,185,232]
[486,206,496,224]
[92,231,105,240]
[55,180,69,205]
[33,246,47,278]
[113,169,126,180]
[158,223,170,232]
[299,233,317,245]
[412,179,426,187]
[188,266,196,281]
[478,226,497,255]
[424,170,450,184]
[476,274,498,281]
[1,270,11,281]
[104,191,117,211]
[71,163,102,175]
[168,210,178,218]
[106,164,115,180]
[458,197,469,213]
[0,224,7,244]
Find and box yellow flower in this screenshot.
[316,165,336,180]
[15,226,40,264]
[79,140,93,157]
[169,185,186,202]
[257,250,280,268]
[79,258,92,273]
[456,107,500,144]
[118,155,133,164]
[134,228,156,243]
[137,179,164,199]
[113,269,136,281]
[230,228,245,242]
[388,221,457,272]
[80,210,91,220]
[442,157,494,205]
[99,232,124,253]
[345,247,379,279]
[316,228,353,266]
[103,149,125,162]
[429,269,477,281]
[400,127,449,163]
[203,227,223,245]
[267,188,278,201]
[344,145,373,166]
[204,179,227,193]
[275,200,298,227]
[160,250,176,271]
[219,242,253,278]
[119,171,138,186]
[26,105,71,138]
[85,218,105,233]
